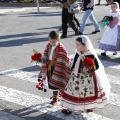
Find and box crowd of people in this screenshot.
[36,1,120,115]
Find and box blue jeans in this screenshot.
[79,10,100,33]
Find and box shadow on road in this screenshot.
[1,107,63,120]
[0,36,48,47]
[0,32,40,40]
[21,65,41,72]
[1,106,88,120]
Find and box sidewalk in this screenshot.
[0,2,60,7]
[0,6,54,13]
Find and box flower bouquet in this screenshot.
[83,57,96,73]
[31,49,42,64]
[31,49,47,92]
[100,16,113,29]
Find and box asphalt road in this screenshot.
[0,4,120,120]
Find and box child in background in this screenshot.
[61,35,111,114]
[38,30,71,106]
[99,2,120,56]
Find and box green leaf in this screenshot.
[33,49,36,53]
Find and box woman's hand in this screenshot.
[80,7,84,11]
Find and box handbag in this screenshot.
[67,0,80,13]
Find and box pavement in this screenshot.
[0,2,60,7]
[1,5,60,120]
[0,110,25,120]
[1,5,71,120]
[0,2,120,120]
[0,6,56,13]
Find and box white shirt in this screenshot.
[49,43,58,60]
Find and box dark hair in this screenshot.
[76,37,85,45]
[49,30,60,40]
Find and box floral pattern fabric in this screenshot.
[63,71,97,101]
[61,54,109,111]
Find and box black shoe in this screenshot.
[62,109,72,115]
[79,31,83,35]
[86,109,93,113]
[61,34,67,39]
[92,30,100,34]
[96,3,100,5]
[105,4,109,6]
[75,31,79,36]
[101,52,106,56]
[113,52,117,55]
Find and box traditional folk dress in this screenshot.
[38,42,71,104]
[61,50,110,111]
[39,42,72,90]
[99,10,120,52]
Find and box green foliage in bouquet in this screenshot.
[100,16,113,29]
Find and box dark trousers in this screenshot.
[47,66,58,90]
[62,7,78,36]
[74,16,80,27]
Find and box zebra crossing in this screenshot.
[0,49,120,120]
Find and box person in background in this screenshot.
[58,15,81,31]
[96,0,109,5]
[79,0,100,35]
[60,0,79,38]
[99,2,120,56]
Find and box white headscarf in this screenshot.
[74,35,111,100]
[112,2,120,12]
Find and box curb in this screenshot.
[0,2,60,7]
[0,7,58,13]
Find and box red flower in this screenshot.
[105,16,113,22]
[31,55,35,61]
[84,57,95,69]
[31,49,42,63]
[36,81,44,90]
[31,53,42,61]
[36,84,39,88]
[105,16,110,18]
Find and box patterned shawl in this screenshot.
[38,42,72,90]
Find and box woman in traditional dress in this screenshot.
[99,2,120,56]
[38,30,71,106]
[61,35,111,114]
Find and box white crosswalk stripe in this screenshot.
[0,69,120,85]
[0,85,113,120]
[0,49,120,120]
[106,74,120,85]
[0,69,38,83]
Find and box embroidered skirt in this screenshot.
[61,72,109,111]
